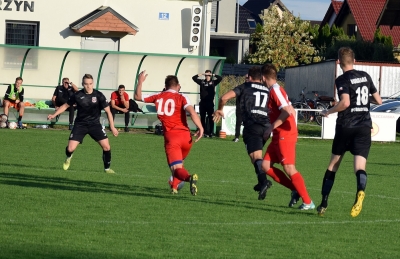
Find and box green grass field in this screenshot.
[1,128,400,259]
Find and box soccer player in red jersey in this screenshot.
[134,71,204,195]
[260,64,315,210]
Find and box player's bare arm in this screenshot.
[186,105,203,142]
[213,90,236,123]
[321,93,350,117]
[369,92,382,105]
[47,102,70,120]
[134,70,148,101]
[104,106,119,137]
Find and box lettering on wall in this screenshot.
[0,1,35,12]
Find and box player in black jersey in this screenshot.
[213,66,272,200]
[47,74,119,173]
[317,47,382,217]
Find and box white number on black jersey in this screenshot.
[253,91,268,107]
[356,86,369,106]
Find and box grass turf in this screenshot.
[0,128,399,258]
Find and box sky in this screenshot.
[239,0,332,21]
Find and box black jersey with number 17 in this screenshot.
[335,69,377,128]
[232,82,270,127]
[67,89,109,125]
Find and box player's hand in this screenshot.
[138,70,148,83]
[212,110,224,123]
[321,110,329,117]
[110,126,119,137]
[47,114,55,120]
[193,128,204,142]
[122,108,129,113]
[263,126,272,141]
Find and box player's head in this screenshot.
[165,75,180,91]
[247,66,262,82]
[260,64,277,87]
[118,84,126,95]
[205,69,212,79]
[245,74,249,82]
[15,77,23,88]
[338,47,355,68]
[82,74,94,93]
[62,77,70,88]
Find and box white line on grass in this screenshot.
[2,218,400,226]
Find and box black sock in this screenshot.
[65,146,73,158]
[18,116,22,122]
[253,159,267,184]
[356,170,367,192]
[320,169,336,207]
[103,150,111,170]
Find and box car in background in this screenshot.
[370,92,400,133]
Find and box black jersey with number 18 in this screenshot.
[335,69,377,128]
[232,82,270,127]
[67,89,109,125]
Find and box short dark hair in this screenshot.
[261,64,277,80]
[165,75,179,89]
[62,77,69,82]
[82,74,93,81]
[118,85,125,90]
[15,77,23,82]
[205,69,212,73]
[247,66,262,80]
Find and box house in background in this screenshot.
[320,0,400,46]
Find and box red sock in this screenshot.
[291,172,311,204]
[174,168,191,182]
[171,177,182,189]
[267,167,295,190]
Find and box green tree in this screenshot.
[249,7,319,69]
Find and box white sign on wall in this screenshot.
[221,106,243,136]
[322,112,400,142]
[159,12,169,20]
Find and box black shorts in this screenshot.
[332,125,371,159]
[69,123,108,143]
[243,123,269,154]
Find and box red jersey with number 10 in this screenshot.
[143,89,191,132]
[268,83,297,141]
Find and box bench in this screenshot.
[4,101,198,130]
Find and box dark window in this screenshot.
[347,24,356,37]
[4,21,39,69]
[247,19,256,29]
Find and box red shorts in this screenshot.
[264,139,296,165]
[164,129,193,166]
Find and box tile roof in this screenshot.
[236,4,263,34]
[345,0,400,46]
[332,0,343,14]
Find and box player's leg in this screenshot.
[124,111,130,132]
[64,140,80,170]
[206,106,214,137]
[3,100,10,118]
[67,105,75,129]
[199,103,208,136]
[17,102,24,128]
[88,123,113,173]
[350,127,370,217]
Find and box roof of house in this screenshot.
[236,4,263,34]
[321,0,343,28]
[243,0,288,16]
[332,0,343,14]
[69,6,139,35]
[335,0,400,46]
[376,0,400,28]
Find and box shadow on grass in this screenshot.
[0,171,313,216]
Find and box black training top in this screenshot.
[192,74,223,104]
[232,82,270,127]
[67,89,109,125]
[335,69,378,128]
[53,85,75,105]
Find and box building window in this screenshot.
[247,19,256,29]
[347,24,357,37]
[4,21,39,69]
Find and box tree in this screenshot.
[249,7,319,70]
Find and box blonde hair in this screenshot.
[338,47,355,67]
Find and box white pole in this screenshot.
[201,0,209,56]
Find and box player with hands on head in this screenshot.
[135,70,203,195]
[317,47,382,217]
[213,66,273,200]
[47,74,118,173]
[192,69,223,138]
[260,63,314,210]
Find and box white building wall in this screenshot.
[0,0,214,55]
